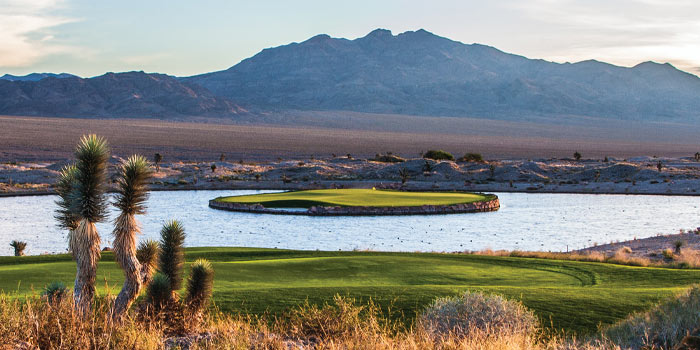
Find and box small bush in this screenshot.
[458,153,484,163]
[675,240,685,254]
[373,153,405,163]
[147,273,172,307]
[574,151,582,161]
[42,281,69,304]
[662,248,675,260]
[423,150,455,161]
[418,291,538,340]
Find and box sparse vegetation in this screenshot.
[374,153,405,163]
[398,168,410,184]
[9,240,26,256]
[423,149,455,161]
[210,163,217,173]
[154,152,162,172]
[458,153,484,162]
[574,151,582,161]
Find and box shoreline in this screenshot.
[2,180,700,198]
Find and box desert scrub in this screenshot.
[603,286,700,350]
[458,153,484,162]
[418,291,538,340]
[9,240,27,256]
[423,149,455,161]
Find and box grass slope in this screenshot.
[214,189,493,208]
[1,248,699,335]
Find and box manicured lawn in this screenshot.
[1,248,698,335]
[213,189,494,208]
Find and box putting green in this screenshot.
[1,248,699,335]
[213,189,494,208]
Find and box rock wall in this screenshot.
[208,197,499,216]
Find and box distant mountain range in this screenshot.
[1,73,77,81]
[2,29,700,122]
[0,71,244,118]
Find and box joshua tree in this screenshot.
[657,161,663,171]
[211,164,217,173]
[695,152,700,162]
[185,259,214,314]
[158,220,186,299]
[9,240,26,256]
[398,168,410,184]
[675,240,685,254]
[219,153,226,162]
[154,153,162,172]
[574,151,582,161]
[603,156,609,163]
[112,155,158,318]
[69,135,110,314]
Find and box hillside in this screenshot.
[0,73,77,81]
[188,29,700,122]
[0,71,245,119]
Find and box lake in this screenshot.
[1,190,698,255]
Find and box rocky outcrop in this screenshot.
[208,196,499,216]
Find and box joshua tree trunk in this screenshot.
[113,213,155,318]
[72,219,101,314]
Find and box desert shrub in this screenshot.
[42,281,69,305]
[374,153,405,163]
[458,153,484,163]
[147,273,172,308]
[603,286,700,350]
[283,295,381,340]
[675,240,685,254]
[662,248,675,260]
[423,150,455,161]
[418,291,538,340]
[574,151,582,161]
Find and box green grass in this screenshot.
[213,189,494,208]
[1,248,699,335]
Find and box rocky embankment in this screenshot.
[2,155,700,196]
[208,197,500,216]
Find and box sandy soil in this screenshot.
[2,115,700,162]
[576,232,700,259]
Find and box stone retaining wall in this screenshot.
[208,196,499,216]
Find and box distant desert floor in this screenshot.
[0,114,698,161]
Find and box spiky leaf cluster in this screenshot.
[55,164,81,230]
[10,240,27,256]
[137,239,160,272]
[185,259,214,310]
[114,155,152,215]
[158,220,186,292]
[147,273,171,306]
[42,281,69,304]
[70,135,110,222]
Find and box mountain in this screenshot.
[0,71,245,118]
[1,73,77,81]
[187,29,700,122]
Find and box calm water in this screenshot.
[1,190,699,256]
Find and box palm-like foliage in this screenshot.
[146,273,172,308]
[10,240,27,256]
[70,135,110,222]
[185,259,214,313]
[158,220,186,293]
[136,240,160,282]
[55,164,80,232]
[112,155,154,318]
[68,134,110,315]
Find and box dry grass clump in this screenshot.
[473,247,700,269]
[602,286,700,350]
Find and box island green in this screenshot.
[213,189,494,208]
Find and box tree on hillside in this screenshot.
[154,153,163,172]
[574,152,582,161]
[112,155,158,319]
[65,135,110,314]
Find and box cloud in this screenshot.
[506,0,700,73]
[0,0,78,68]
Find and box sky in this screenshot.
[2,0,700,78]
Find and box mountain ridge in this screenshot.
[187,29,700,122]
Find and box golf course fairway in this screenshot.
[1,248,698,335]
[213,189,495,208]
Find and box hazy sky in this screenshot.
[2,0,700,77]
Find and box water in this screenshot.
[1,190,699,256]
